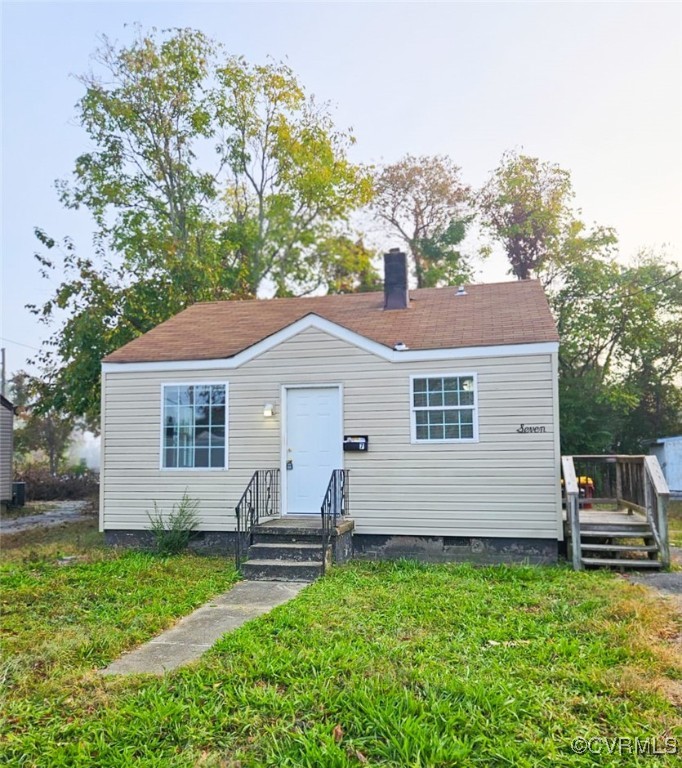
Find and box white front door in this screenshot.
[285,386,343,515]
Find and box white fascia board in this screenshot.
[101,313,559,373]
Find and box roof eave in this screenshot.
[102,313,558,372]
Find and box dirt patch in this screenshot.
[0,500,95,536]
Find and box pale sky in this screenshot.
[1,0,681,376]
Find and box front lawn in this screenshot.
[0,520,238,765]
[1,530,680,767]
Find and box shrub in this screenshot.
[147,492,200,555]
[14,465,99,501]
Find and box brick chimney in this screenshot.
[383,248,409,310]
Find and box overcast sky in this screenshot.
[1,0,680,376]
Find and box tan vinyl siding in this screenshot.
[0,405,13,502]
[102,327,561,539]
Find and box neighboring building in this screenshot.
[648,436,682,498]
[0,395,14,512]
[100,251,562,564]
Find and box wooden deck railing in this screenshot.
[561,454,671,569]
[561,456,581,570]
[643,455,670,567]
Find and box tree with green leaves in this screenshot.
[549,251,682,453]
[475,149,679,453]
[9,372,76,475]
[30,27,373,427]
[371,155,472,288]
[314,237,381,295]
[479,151,591,281]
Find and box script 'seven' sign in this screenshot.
[516,424,547,434]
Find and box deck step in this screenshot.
[579,529,653,538]
[580,557,662,569]
[241,559,323,582]
[581,543,659,553]
[248,542,323,562]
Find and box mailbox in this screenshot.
[343,435,369,452]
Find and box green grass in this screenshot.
[0,516,103,551]
[0,519,238,766]
[1,526,680,767]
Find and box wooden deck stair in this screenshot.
[577,511,662,569]
[562,454,671,571]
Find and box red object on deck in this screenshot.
[577,475,595,509]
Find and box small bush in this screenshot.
[147,492,200,555]
[14,465,99,501]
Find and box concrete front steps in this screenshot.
[241,518,354,581]
[578,518,662,570]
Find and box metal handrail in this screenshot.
[235,468,280,572]
[320,469,349,575]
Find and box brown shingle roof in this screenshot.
[104,280,559,364]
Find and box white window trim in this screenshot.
[409,373,479,444]
[159,382,229,471]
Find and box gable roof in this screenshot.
[0,395,13,412]
[104,280,559,365]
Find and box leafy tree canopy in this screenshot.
[371,154,473,288]
[548,251,682,453]
[9,372,77,475]
[30,27,374,427]
[478,151,618,282]
[477,150,681,453]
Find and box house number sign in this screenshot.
[516,424,547,434]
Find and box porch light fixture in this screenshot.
[263,402,275,418]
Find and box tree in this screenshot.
[9,372,76,475]
[548,252,682,453]
[478,151,575,280]
[371,155,472,288]
[314,236,381,295]
[30,27,373,426]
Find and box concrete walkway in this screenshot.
[101,580,307,676]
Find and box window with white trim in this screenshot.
[162,384,227,468]
[411,375,477,442]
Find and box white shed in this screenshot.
[649,436,682,498]
[100,251,561,572]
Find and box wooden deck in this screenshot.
[562,454,670,569]
[562,507,647,527]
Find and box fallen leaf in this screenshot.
[333,724,344,743]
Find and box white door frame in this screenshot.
[280,383,344,516]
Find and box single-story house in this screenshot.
[100,250,562,566]
[0,394,14,512]
[648,436,682,498]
